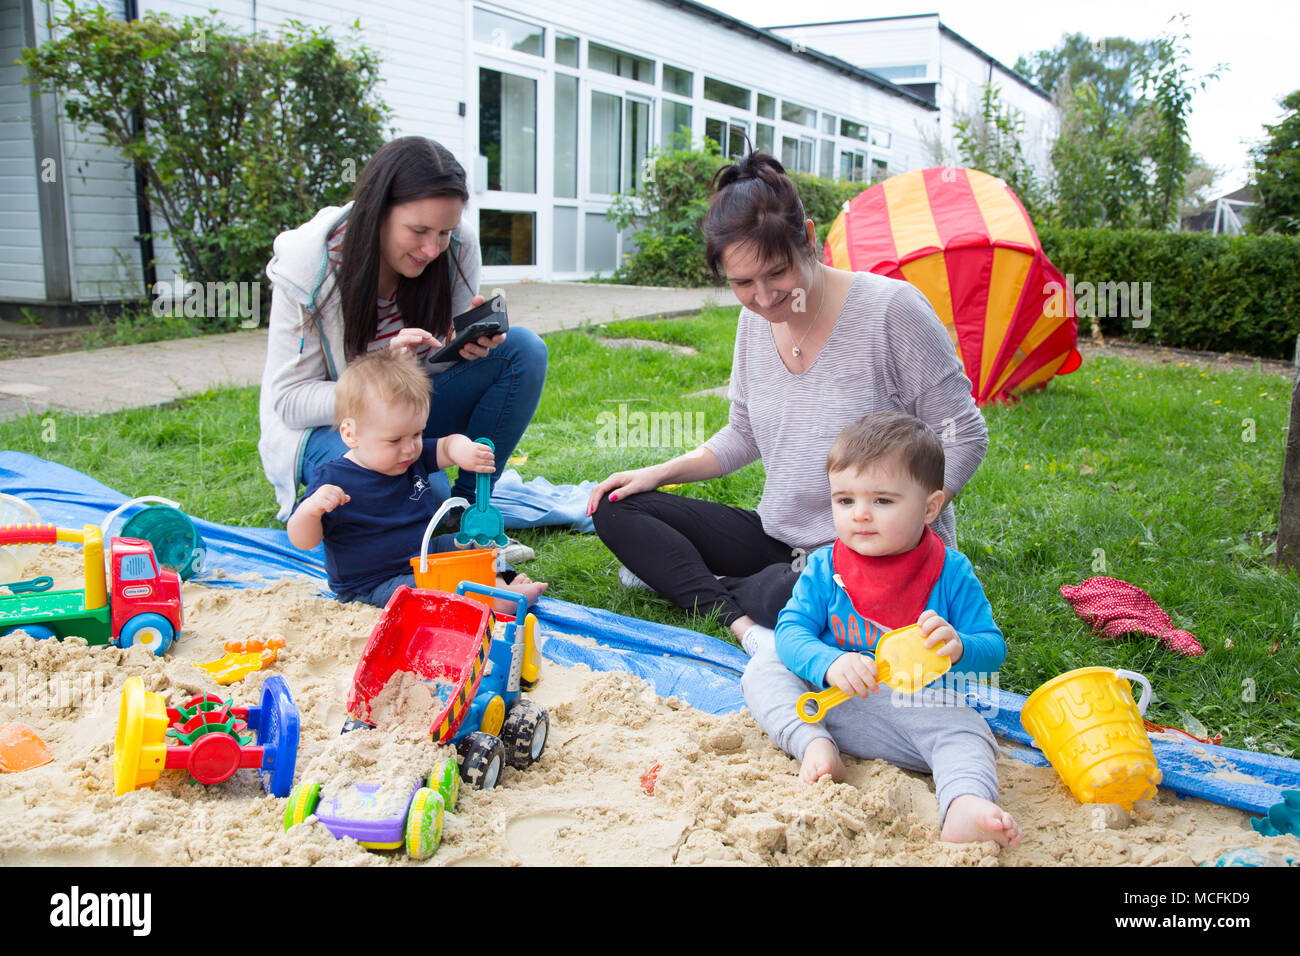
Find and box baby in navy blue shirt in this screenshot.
[287,348,546,610]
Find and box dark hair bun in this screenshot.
[703,151,814,278]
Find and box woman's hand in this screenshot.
[459,294,507,361]
[585,465,664,516]
[389,327,442,355]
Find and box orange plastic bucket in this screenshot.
[1020,667,1161,810]
[410,548,496,596]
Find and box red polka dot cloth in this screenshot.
[1059,576,1204,657]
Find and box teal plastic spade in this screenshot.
[454,437,508,549]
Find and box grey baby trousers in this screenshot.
[741,639,1000,822]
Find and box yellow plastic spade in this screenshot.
[196,637,284,685]
[796,623,952,723]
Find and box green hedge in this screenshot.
[1038,227,1300,360]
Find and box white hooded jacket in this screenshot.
[257,202,481,519]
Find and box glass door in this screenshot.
[477,56,545,278]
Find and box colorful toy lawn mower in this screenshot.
[284,757,461,860]
[113,675,299,797]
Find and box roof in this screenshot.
[765,12,1053,103]
[654,0,940,111]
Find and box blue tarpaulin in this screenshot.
[2,450,1297,814]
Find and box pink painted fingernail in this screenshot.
[610,494,618,501]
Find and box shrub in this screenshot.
[21,6,389,330]
[607,142,870,286]
[1039,227,1300,358]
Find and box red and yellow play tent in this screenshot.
[823,167,1081,404]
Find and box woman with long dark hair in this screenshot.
[259,137,548,538]
[587,152,988,653]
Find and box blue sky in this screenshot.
[703,0,1297,193]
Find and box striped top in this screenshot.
[703,270,988,553]
[326,224,432,363]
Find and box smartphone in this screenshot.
[427,296,509,364]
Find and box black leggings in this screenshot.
[591,491,801,628]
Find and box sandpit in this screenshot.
[0,546,1296,867]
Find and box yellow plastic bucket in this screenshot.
[1020,667,1161,810]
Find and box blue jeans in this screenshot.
[299,326,548,500]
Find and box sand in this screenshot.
[0,545,1297,867]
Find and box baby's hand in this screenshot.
[918,609,963,663]
[826,652,879,699]
[444,435,495,473]
[304,484,350,517]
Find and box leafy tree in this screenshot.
[951,84,1050,221]
[1249,89,1300,235]
[21,5,389,327]
[1015,33,1158,132]
[1017,18,1218,230]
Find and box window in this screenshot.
[840,119,869,143]
[590,42,653,82]
[820,139,835,179]
[590,91,650,194]
[585,212,618,272]
[708,118,750,160]
[871,159,890,183]
[662,99,693,148]
[841,150,866,183]
[590,91,621,194]
[553,206,578,272]
[554,74,578,198]
[662,65,692,97]
[479,68,536,193]
[473,8,543,56]
[756,93,775,119]
[704,77,749,111]
[781,100,816,128]
[755,123,774,154]
[555,34,579,67]
[782,135,814,173]
[479,210,535,266]
[821,113,837,136]
[870,64,927,80]
[871,129,892,149]
[624,98,650,192]
[118,553,156,581]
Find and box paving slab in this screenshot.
[0,282,729,422]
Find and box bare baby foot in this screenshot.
[941,794,1022,847]
[494,573,548,613]
[799,738,847,784]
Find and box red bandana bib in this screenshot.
[831,527,946,631]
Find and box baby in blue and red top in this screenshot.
[741,411,1021,847]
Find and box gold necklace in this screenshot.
[790,272,827,359]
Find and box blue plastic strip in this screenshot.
[3,450,1297,814]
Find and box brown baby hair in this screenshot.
[827,412,946,492]
[334,348,431,429]
[702,151,818,279]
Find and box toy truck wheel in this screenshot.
[284,782,321,831]
[2,624,55,640]
[459,731,505,791]
[428,759,460,811]
[405,788,445,860]
[502,700,549,769]
[117,613,175,656]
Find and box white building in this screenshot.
[4,0,942,311]
[768,14,1057,179]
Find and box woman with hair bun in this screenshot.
[587,152,987,654]
[259,137,548,535]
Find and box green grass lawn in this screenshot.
[3,307,1297,755]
